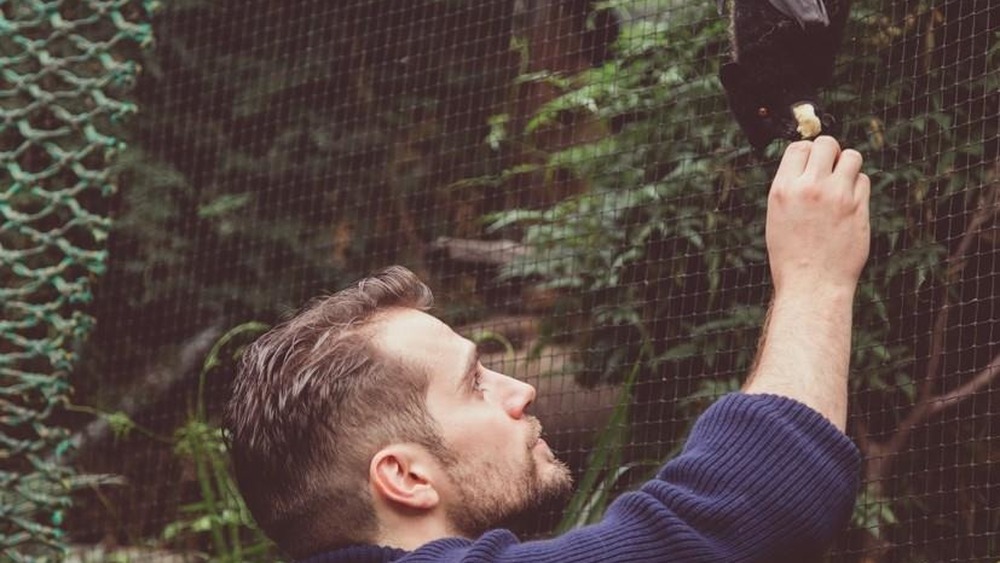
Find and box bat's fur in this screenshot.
[720,0,850,151]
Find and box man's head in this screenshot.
[225,266,571,557]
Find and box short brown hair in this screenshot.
[225,266,446,557]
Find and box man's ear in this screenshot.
[370,444,441,510]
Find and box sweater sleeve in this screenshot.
[401,393,861,563]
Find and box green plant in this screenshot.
[73,322,276,561]
[556,349,654,532]
[163,322,274,562]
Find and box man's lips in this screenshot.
[528,417,544,449]
[532,436,557,462]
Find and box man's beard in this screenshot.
[443,422,573,538]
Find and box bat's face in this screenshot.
[719,63,835,151]
[737,99,803,150]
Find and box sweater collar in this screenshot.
[299,544,408,563]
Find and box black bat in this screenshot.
[718,0,851,152]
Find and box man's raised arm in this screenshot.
[743,135,871,431]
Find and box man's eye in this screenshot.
[472,370,485,393]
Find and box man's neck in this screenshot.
[375,513,462,551]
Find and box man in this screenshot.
[225,136,870,562]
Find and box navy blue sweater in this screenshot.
[304,393,861,562]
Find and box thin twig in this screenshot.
[928,351,1000,415]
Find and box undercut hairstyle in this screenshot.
[225,266,449,557]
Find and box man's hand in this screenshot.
[744,137,871,432]
[766,136,871,298]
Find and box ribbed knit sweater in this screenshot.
[303,393,861,562]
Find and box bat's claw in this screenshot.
[820,113,840,138]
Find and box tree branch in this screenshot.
[871,183,1000,464]
[928,351,1000,415]
[431,236,530,266]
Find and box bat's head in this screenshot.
[720,62,837,152]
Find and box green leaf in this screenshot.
[197,193,252,219]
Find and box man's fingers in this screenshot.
[854,172,871,206]
[804,136,841,176]
[774,141,812,184]
[835,149,863,183]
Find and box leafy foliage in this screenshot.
[161,322,275,561]
[77,323,277,560]
[81,0,522,394]
[491,1,770,388]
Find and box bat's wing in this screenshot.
[766,0,830,27]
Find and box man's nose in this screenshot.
[494,371,536,419]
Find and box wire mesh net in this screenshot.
[2,0,998,561]
[0,1,153,559]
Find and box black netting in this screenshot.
[34,0,1000,561]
